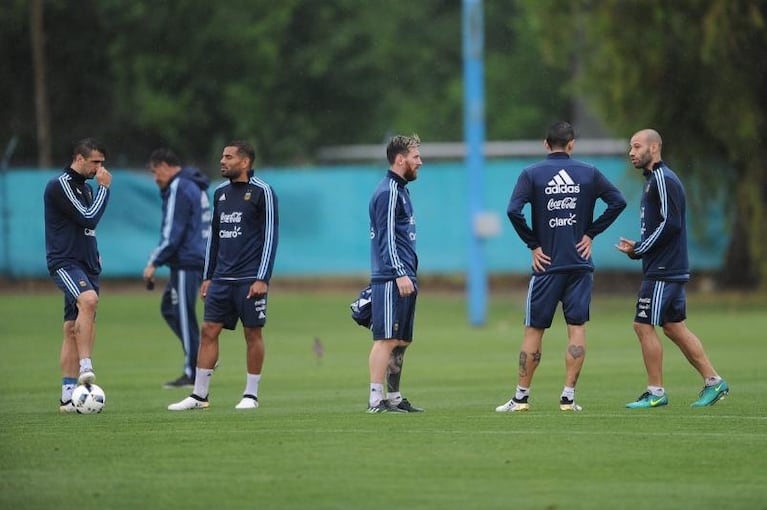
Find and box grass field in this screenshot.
[0,284,765,510]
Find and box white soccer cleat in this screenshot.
[77,370,96,385]
[235,395,259,410]
[59,400,77,413]
[495,398,530,412]
[559,398,583,412]
[168,395,209,411]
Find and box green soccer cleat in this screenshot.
[691,380,729,407]
[625,391,668,409]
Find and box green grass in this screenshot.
[1,286,765,510]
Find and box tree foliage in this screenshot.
[522,0,767,288]
[0,0,569,166]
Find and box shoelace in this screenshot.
[636,391,652,401]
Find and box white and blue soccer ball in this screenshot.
[72,384,106,414]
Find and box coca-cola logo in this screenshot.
[547,197,577,211]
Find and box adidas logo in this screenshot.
[545,169,580,195]
[637,310,648,318]
[219,193,226,201]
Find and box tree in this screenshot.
[523,0,767,288]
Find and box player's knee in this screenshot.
[77,291,99,312]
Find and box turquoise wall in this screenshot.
[0,158,727,278]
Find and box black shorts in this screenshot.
[524,271,593,328]
[203,281,268,330]
[635,280,686,326]
[50,265,100,321]
[371,280,417,342]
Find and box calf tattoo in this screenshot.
[568,345,585,359]
[518,350,541,377]
[386,346,406,392]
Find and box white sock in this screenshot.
[388,391,402,405]
[194,368,214,399]
[561,386,575,401]
[79,358,93,372]
[648,385,665,397]
[369,383,385,406]
[62,378,77,401]
[244,373,261,397]
[705,376,722,386]
[515,385,530,401]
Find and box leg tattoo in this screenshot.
[386,346,406,393]
[518,351,541,377]
[568,345,585,359]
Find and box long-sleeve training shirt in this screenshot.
[44,167,110,275]
[147,167,211,270]
[632,161,689,282]
[507,152,626,274]
[204,172,278,284]
[369,170,418,282]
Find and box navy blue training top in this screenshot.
[507,152,626,274]
[204,172,279,284]
[148,167,211,271]
[632,161,690,282]
[44,167,110,275]
[369,170,418,282]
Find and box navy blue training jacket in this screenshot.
[632,161,690,281]
[507,152,626,274]
[147,166,211,270]
[204,172,279,284]
[44,167,110,275]
[369,170,418,282]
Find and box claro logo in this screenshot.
[549,213,577,228]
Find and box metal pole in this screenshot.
[462,0,487,326]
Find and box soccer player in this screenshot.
[143,148,211,389]
[496,121,626,413]
[44,138,112,413]
[616,128,729,408]
[168,141,278,411]
[366,134,424,413]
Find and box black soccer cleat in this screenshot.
[390,398,424,413]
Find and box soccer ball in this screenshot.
[72,384,106,414]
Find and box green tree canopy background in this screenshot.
[0,0,568,166]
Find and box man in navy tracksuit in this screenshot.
[496,121,626,413]
[169,140,278,411]
[617,128,729,408]
[366,134,424,414]
[44,138,112,412]
[144,148,211,389]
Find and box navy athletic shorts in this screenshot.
[203,281,268,330]
[371,279,417,342]
[525,271,592,328]
[50,264,100,321]
[634,279,687,326]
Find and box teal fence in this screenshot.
[0,157,727,279]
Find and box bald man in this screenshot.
[616,129,729,409]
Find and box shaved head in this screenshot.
[629,129,663,171]
[633,129,663,147]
